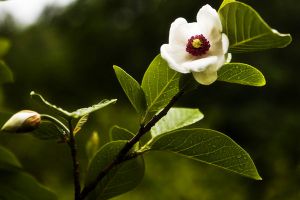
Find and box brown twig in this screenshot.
[68,119,81,200]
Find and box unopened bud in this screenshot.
[86,131,100,159]
[1,110,41,133]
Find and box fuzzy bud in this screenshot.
[1,110,41,133]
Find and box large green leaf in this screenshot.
[0,146,57,200]
[217,63,266,86]
[141,54,182,120]
[85,141,145,200]
[113,65,146,115]
[151,108,204,137]
[149,128,261,180]
[31,91,117,119]
[0,60,13,85]
[109,125,135,141]
[219,1,292,53]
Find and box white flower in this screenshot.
[1,110,41,133]
[160,4,230,85]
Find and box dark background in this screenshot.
[0,0,299,199]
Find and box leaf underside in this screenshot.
[151,107,204,137]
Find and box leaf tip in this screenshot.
[257,78,266,87]
[256,176,263,181]
[252,172,263,181]
[283,33,293,47]
[113,65,120,70]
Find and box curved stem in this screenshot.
[40,114,69,135]
[68,119,81,200]
[79,89,185,199]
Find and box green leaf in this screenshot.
[31,121,64,140]
[219,0,236,11]
[0,146,57,200]
[30,91,117,119]
[151,108,204,137]
[0,60,13,85]
[217,63,266,86]
[141,54,182,120]
[109,125,135,141]
[149,128,262,180]
[73,114,89,135]
[85,141,145,200]
[219,1,292,53]
[113,65,146,115]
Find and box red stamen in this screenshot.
[186,34,210,56]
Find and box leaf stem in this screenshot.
[40,114,69,135]
[79,89,185,199]
[68,119,81,200]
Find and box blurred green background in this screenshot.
[0,0,299,199]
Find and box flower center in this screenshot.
[192,39,202,48]
[186,34,210,56]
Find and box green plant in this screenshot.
[0,0,291,199]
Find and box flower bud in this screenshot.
[1,110,41,133]
[86,131,100,159]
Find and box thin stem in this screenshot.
[68,119,81,200]
[79,89,185,199]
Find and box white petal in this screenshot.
[215,55,226,71]
[169,18,188,46]
[221,33,229,54]
[196,5,222,33]
[192,70,218,85]
[160,44,190,73]
[225,53,232,63]
[169,21,204,46]
[182,56,218,72]
[207,34,223,55]
[192,55,226,85]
